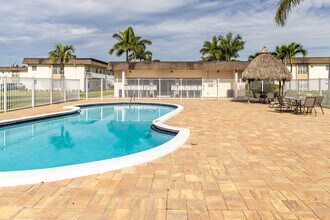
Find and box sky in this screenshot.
[0,0,329,66]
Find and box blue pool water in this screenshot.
[0,104,175,171]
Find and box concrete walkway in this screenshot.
[0,100,329,219]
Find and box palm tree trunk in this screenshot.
[126,51,129,62]
[60,63,64,80]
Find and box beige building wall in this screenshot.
[114,69,236,79]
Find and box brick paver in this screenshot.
[0,100,329,219]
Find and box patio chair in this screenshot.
[315,96,324,115]
[275,96,291,113]
[302,97,316,116]
[266,92,277,107]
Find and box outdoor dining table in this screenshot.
[286,97,305,114]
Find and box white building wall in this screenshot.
[309,64,329,79]
[18,65,107,91]
[0,72,14,77]
[287,63,329,80]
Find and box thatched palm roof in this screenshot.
[242,47,292,81]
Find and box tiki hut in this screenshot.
[242,46,292,102]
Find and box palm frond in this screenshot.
[275,0,302,26]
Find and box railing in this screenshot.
[2,76,329,113]
[247,79,330,107]
[0,76,80,113]
[112,78,241,100]
[285,78,330,107]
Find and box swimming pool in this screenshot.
[0,103,189,186]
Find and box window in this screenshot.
[326,65,329,70]
[52,66,61,74]
[298,65,308,74]
[12,72,19,77]
[32,66,37,71]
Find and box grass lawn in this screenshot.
[0,90,80,112]
[80,89,114,99]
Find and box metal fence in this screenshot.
[285,78,330,106]
[2,76,329,113]
[0,76,80,113]
[248,78,330,107]
[109,78,241,100]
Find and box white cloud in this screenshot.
[0,0,329,65]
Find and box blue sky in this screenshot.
[0,0,329,66]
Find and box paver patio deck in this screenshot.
[0,100,329,220]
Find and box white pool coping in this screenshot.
[0,102,190,187]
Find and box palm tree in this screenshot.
[48,43,75,79]
[109,27,153,62]
[218,33,245,61]
[275,0,302,26]
[134,49,153,61]
[273,45,287,63]
[109,27,135,62]
[129,36,152,61]
[272,45,289,96]
[200,36,221,61]
[285,42,308,72]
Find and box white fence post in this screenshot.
[86,78,88,100]
[180,78,183,100]
[116,78,119,100]
[201,78,204,101]
[32,77,35,107]
[101,78,104,100]
[77,80,80,100]
[239,78,243,100]
[217,78,220,101]
[319,78,322,95]
[63,79,67,102]
[138,78,140,100]
[122,71,125,98]
[159,78,161,100]
[50,78,53,104]
[4,76,7,112]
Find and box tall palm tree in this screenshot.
[275,0,302,26]
[218,33,245,61]
[48,43,75,79]
[129,36,152,61]
[273,45,287,63]
[200,36,221,61]
[285,42,308,72]
[109,27,135,62]
[272,45,289,96]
